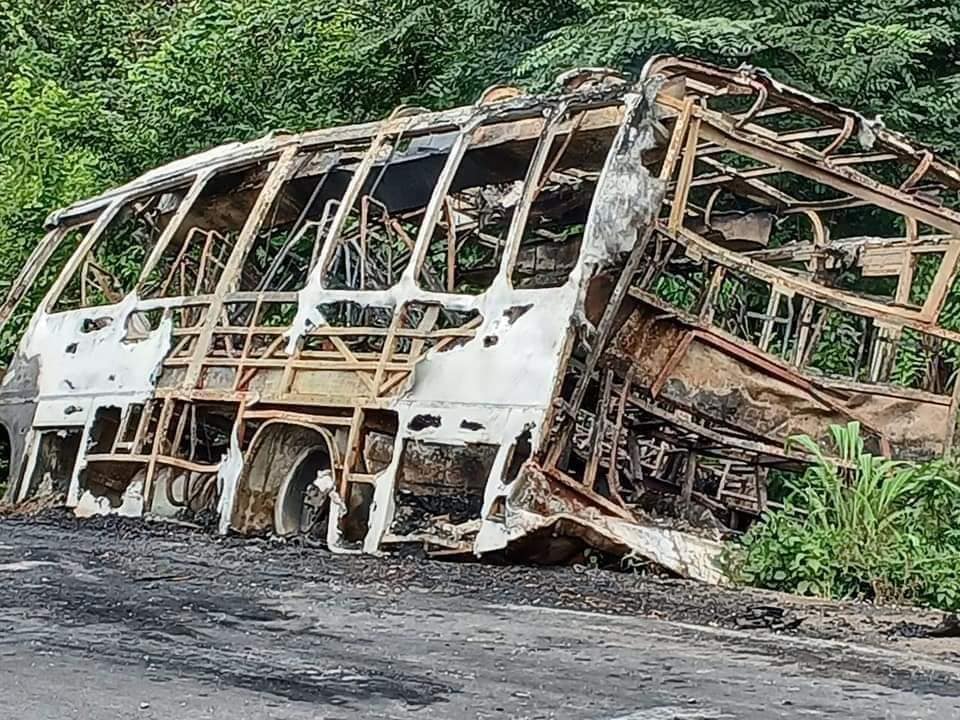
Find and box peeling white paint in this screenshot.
[216,428,244,535]
[74,477,144,519]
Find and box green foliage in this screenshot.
[3,0,960,362]
[728,422,960,610]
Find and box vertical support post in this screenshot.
[583,370,615,490]
[680,450,697,507]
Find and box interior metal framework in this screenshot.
[2,56,959,580]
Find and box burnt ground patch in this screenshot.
[2,510,960,704]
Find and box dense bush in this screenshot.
[728,423,960,611]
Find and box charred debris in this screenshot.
[2,57,960,583]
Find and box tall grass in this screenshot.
[728,422,960,610]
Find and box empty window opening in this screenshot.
[242,148,367,291]
[511,110,616,289]
[419,119,546,294]
[322,132,456,291]
[124,308,164,341]
[140,163,274,299]
[55,186,189,311]
[0,224,91,362]
[87,406,122,454]
[302,301,394,356]
[160,402,236,464]
[78,462,144,509]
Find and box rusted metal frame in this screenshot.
[536,108,587,194]
[192,230,219,295]
[338,407,365,497]
[359,192,371,289]
[659,97,695,184]
[754,467,769,511]
[689,152,898,198]
[312,123,403,288]
[79,258,90,306]
[371,306,405,397]
[605,370,633,508]
[688,160,784,187]
[651,331,696,398]
[170,402,191,460]
[640,427,765,469]
[869,250,918,380]
[638,237,676,290]
[714,461,732,504]
[902,151,934,191]
[212,323,475,340]
[650,59,881,151]
[672,224,960,343]
[149,386,385,410]
[793,297,816,367]
[112,404,141,453]
[583,369,615,491]
[668,114,702,233]
[693,116,960,236]
[691,155,798,207]
[698,265,726,325]
[627,392,803,464]
[143,397,175,512]
[376,312,482,396]
[131,400,154,454]
[632,278,949,405]
[540,464,636,522]
[233,295,264,391]
[403,122,478,284]
[822,114,855,156]
[241,409,352,425]
[733,83,768,129]
[260,153,341,292]
[919,242,960,323]
[442,198,457,292]
[156,229,200,297]
[545,226,656,469]
[53,97,499,229]
[409,304,441,360]
[132,174,211,289]
[85,453,220,474]
[680,450,698,507]
[688,326,893,455]
[183,146,302,389]
[85,260,126,305]
[214,307,242,360]
[757,288,783,352]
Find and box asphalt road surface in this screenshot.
[1,515,958,719]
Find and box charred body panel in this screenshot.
[1,57,959,581]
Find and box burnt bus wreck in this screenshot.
[3,56,960,581]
